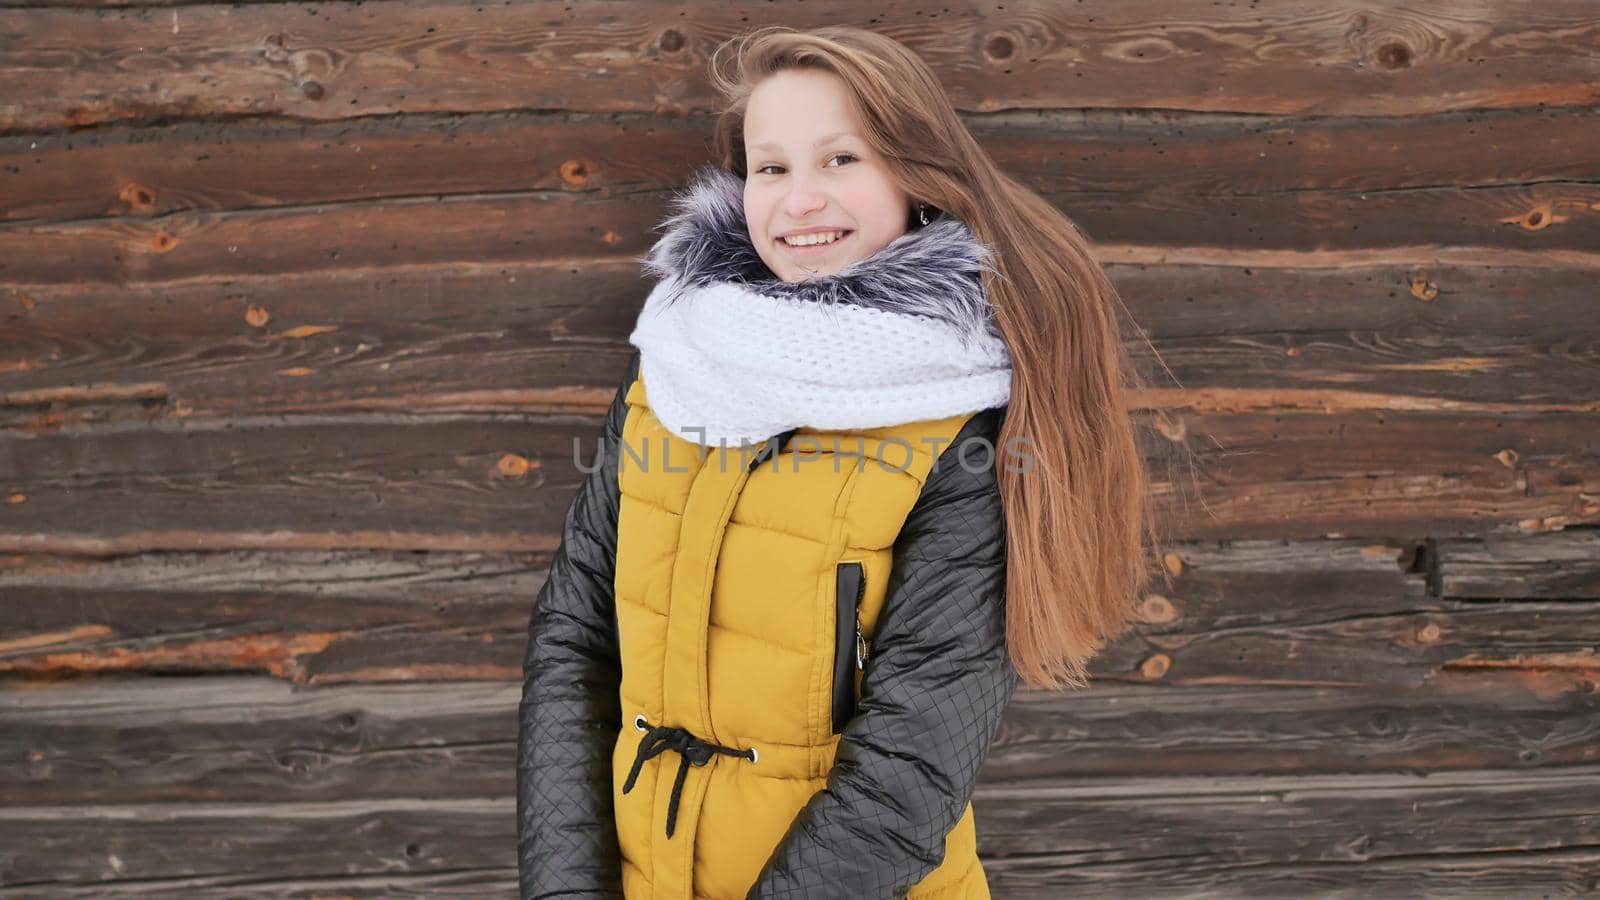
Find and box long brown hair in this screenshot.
[705,26,1176,690]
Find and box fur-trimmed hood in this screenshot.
[637,165,1003,349]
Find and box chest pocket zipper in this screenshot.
[832,561,868,733]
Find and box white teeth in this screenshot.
[782,230,847,247]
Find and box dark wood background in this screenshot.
[3,1,1598,895]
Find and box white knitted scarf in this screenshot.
[627,166,1013,448]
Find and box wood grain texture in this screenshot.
[1434,530,1600,599]
[4,260,1597,422]
[0,869,518,899]
[975,768,1600,894]
[5,658,1594,806]
[0,407,1593,555]
[6,106,1597,226]
[3,2,1599,127]
[7,176,1596,279]
[2,770,1597,892]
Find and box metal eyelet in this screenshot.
[633,713,648,732]
[748,746,759,765]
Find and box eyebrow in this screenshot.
[749,131,858,153]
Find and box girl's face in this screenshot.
[743,69,913,283]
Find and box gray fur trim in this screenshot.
[639,165,1003,346]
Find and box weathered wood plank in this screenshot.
[0,869,518,899]
[4,259,1597,428]
[982,849,1600,897]
[1087,538,1600,684]
[3,537,1596,690]
[0,676,521,804]
[0,797,512,886]
[0,415,617,554]
[3,176,1597,287]
[988,670,1600,782]
[4,668,1595,806]
[1123,599,1575,691]
[1434,530,1600,599]
[0,113,710,225]
[972,766,1600,862]
[0,408,1594,557]
[5,107,1595,226]
[1153,409,1599,538]
[3,768,1598,890]
[0,260,646,429]
[0,188,660,286]
[0,547,553,681]
[4,1,1598,128]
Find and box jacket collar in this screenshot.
[638,165,1002,346]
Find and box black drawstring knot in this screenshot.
[622,720,756,838]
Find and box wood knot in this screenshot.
[497,453,532,477]
[1376,42,1412,69]
[1500,204,1565,231]
[1139,653,1171,680]
[119,182,156,212]
[150,229,178,253]
[984,33,1015,62]
[1136,594,1178,625]
[559,159,591,188]
[245,304,271,328]
[300,80,325,101]
[658,28,685,53]
[1416,622,1441,644]
[263,33,289,62]
[1408,276,1439,301]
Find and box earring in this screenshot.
[918,204,930,226]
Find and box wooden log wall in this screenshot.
[3,1,1598,895]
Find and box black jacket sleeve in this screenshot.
[516,351,639,899]
[746,406,1020,899]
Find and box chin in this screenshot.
[785,264,840,283]
[775,254,861,282]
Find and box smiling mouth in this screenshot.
[777,229,854,250]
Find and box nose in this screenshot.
[782,180,827,219]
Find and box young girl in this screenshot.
[518,25,1160,899]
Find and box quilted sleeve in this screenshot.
[516,351,639,899]
[746,406,1021,899]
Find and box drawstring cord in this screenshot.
[622,717,756,839]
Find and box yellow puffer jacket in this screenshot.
[518,352,1018,899]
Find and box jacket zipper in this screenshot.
[832,561,867,733]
